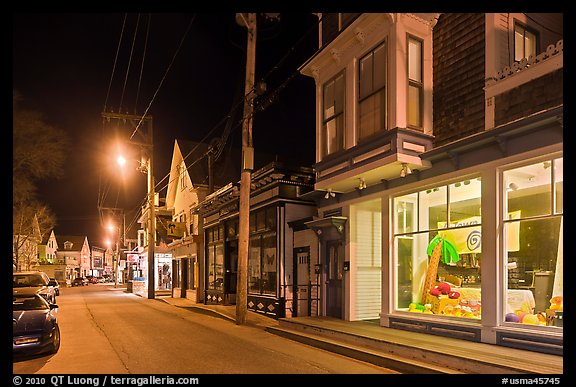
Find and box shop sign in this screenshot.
[166,221,185,237]
[438,210,520,253]
[127,254,139,263]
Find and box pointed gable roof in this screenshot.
[55,235,89,252]
[166,139,241,208]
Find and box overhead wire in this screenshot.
[129,14,197,141]
[134,14,151,114]
[153,14,323,198]
[114,13,325,238]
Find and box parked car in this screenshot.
[72,277,88,287]
[49,278,60,296]
[13,293,60,355]
[86,276,101,284]
[13,271,57,304]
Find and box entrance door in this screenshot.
[326,240,344,319]
[293,247,311,317]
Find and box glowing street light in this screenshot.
[117,155,127,168]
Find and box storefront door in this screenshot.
[326,240,344,319]
[293,247,311,317]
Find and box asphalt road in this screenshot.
[13,283,399,375]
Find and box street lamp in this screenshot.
[109,112,155,300]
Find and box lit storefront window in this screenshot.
[248,206,277,296]
[503,158,563,328]
[207,225,224,291]
[394,178,482,319]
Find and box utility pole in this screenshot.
[146,122,155,300]
[236,12,257,325]
[101,111,155,299]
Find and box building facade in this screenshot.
[54,235,91,281]
[195,162,316,318]
[299,13,562,354]
[166,139,239,302]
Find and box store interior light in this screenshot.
[358,178,367,190]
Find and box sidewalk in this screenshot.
[159,296,278,329]
[158,296,563,374]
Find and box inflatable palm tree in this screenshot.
[420,234,460,304]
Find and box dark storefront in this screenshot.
[198,162,316,318]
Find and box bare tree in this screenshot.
[13,203,56,271]
[13,90,69,204]
[13,90,68,270]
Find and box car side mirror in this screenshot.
[50,304,58,309]
[48,280,57,286]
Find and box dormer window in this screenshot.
[358,41,387,142]
[514,22,538,62]
[64,241,73,250]
[322,72,345,157]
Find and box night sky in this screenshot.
[13,13,318,247]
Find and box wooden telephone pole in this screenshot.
[235,13,257,325]
[101,112,155,299]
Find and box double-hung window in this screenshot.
[407,36,423,129]
[322,72,345,157]
[358,41,386,141]
[514,22,538,62]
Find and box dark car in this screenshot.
[13,271,57,304]
[72,277,88,287]
[13,293,60,356]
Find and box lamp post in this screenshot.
[107,223,121,288]
[104,111,155,299]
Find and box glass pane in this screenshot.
[408,38,421,82]
[359,54,373,99]
[525,30,536,59]
[266,207,277,230]
[554,158,563,214]
[323,80,335,118]
[359,95,375,140]
[207,246,215,289]
[505,217,562,328]
[407,84,421,128]
[504,162,552,218]
[248,237,261,293]
[449,178,482,226]
[257,210,266,231]
[261,233,277,295]
[373,43,386,91]
[334,73,345,114]
[394,193,417,234]
[514,27,524,61]
[419,185,447,230]
[325,115,344,156]
[215,244,224,290]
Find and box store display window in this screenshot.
[248,206,278,296]
[206,225,224,291]
[394,177,483,319]
[503,157,563,328]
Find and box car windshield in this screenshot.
[13,275,46,287]
[13,296,49,311]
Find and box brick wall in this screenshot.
[433,13,485,146]
[495,69,563,127]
